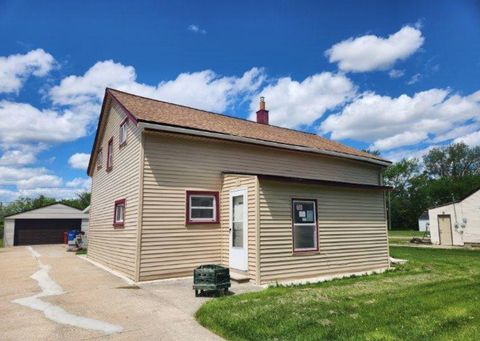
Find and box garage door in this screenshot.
[14,219,81,246]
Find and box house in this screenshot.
[3,203,89,246]
[429,189,480,246]
[86,88,392,284]
[418,211,429,232]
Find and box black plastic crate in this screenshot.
[193,264,231,296]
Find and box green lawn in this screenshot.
[389,230,424,238]
[0,237,3,248]
[196,247,480,340]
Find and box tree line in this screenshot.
[381,143,480,230]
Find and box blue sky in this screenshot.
[1,0,480,202]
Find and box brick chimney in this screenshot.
[256,97,269,124]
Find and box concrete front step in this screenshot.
[230,271,250,283]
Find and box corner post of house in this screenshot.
[255,176,261,285]
[134,130,146,282]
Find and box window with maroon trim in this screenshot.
[113,199,125,227]
[119,118,128,146]
[106,138,113,170]
[186,191,219,224]
[292,199,318,252]
[96,148,103,169]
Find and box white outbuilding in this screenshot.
[3,203,89,247]
[429,189,480,246]
[418,211,429,232]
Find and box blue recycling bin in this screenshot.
[68,229,79,242]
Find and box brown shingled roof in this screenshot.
[107,88,389,165]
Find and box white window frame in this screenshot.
[107,138,113,169]
[187,192,218,224]
[119,119,128,145]
[114,200,125,226]
[292,199,318,252]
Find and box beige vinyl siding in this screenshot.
[88,101,143,279]
[259,180,389,284]
[139,132,382,281]
[220,174,258,281]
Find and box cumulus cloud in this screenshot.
[0,166,49,186]
[0,101,88,144]
[320,89,480,151]
[50,60,264,112]
[66,177,91,190]
[454,131,480,146]
[188,24,207,34]
[68,153,90,170]
[17,174,63,190]
[326,25,424,72]
[248,72,355,128]
[0,49,55,93]
[0,149,37,166]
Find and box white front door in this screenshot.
[229,189,248,271]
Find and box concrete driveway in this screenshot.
[0,245,261,340]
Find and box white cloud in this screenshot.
[188,24,207,34]
[66,177,91,190]
[0,149,37,166]
[0,49,55,93]
[0,165,90,202]
[454,131,480,146]
[49,60,265,114]
[17,174,63,190]
[326,25,424,72]
[0,101,89,144]
[407,73,422,85]
[0,166,48,186]
[321,89,480,150]
[382,145,438,162]
[388,69,405,78]
[372,131,428,151]
[68,153,90,170]
[248,72,355,128]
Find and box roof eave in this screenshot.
[139,121,392,167]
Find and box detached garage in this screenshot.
[3,203,89,246]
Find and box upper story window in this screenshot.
[107,137,113,171]
[96,148,103,169]
[292,199,318,252]
[113,199,125,227]
[186,191,219,224]
[119,119,128,146]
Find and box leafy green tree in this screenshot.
[423,143,480,178]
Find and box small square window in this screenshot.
[119,119,128,146]
[107,138,113,171]
[186,191,219,224]
[113,199,125,227]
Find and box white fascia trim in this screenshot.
[138,122,391,167]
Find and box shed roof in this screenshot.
[88,88,390,174]
[4,203,89,220]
